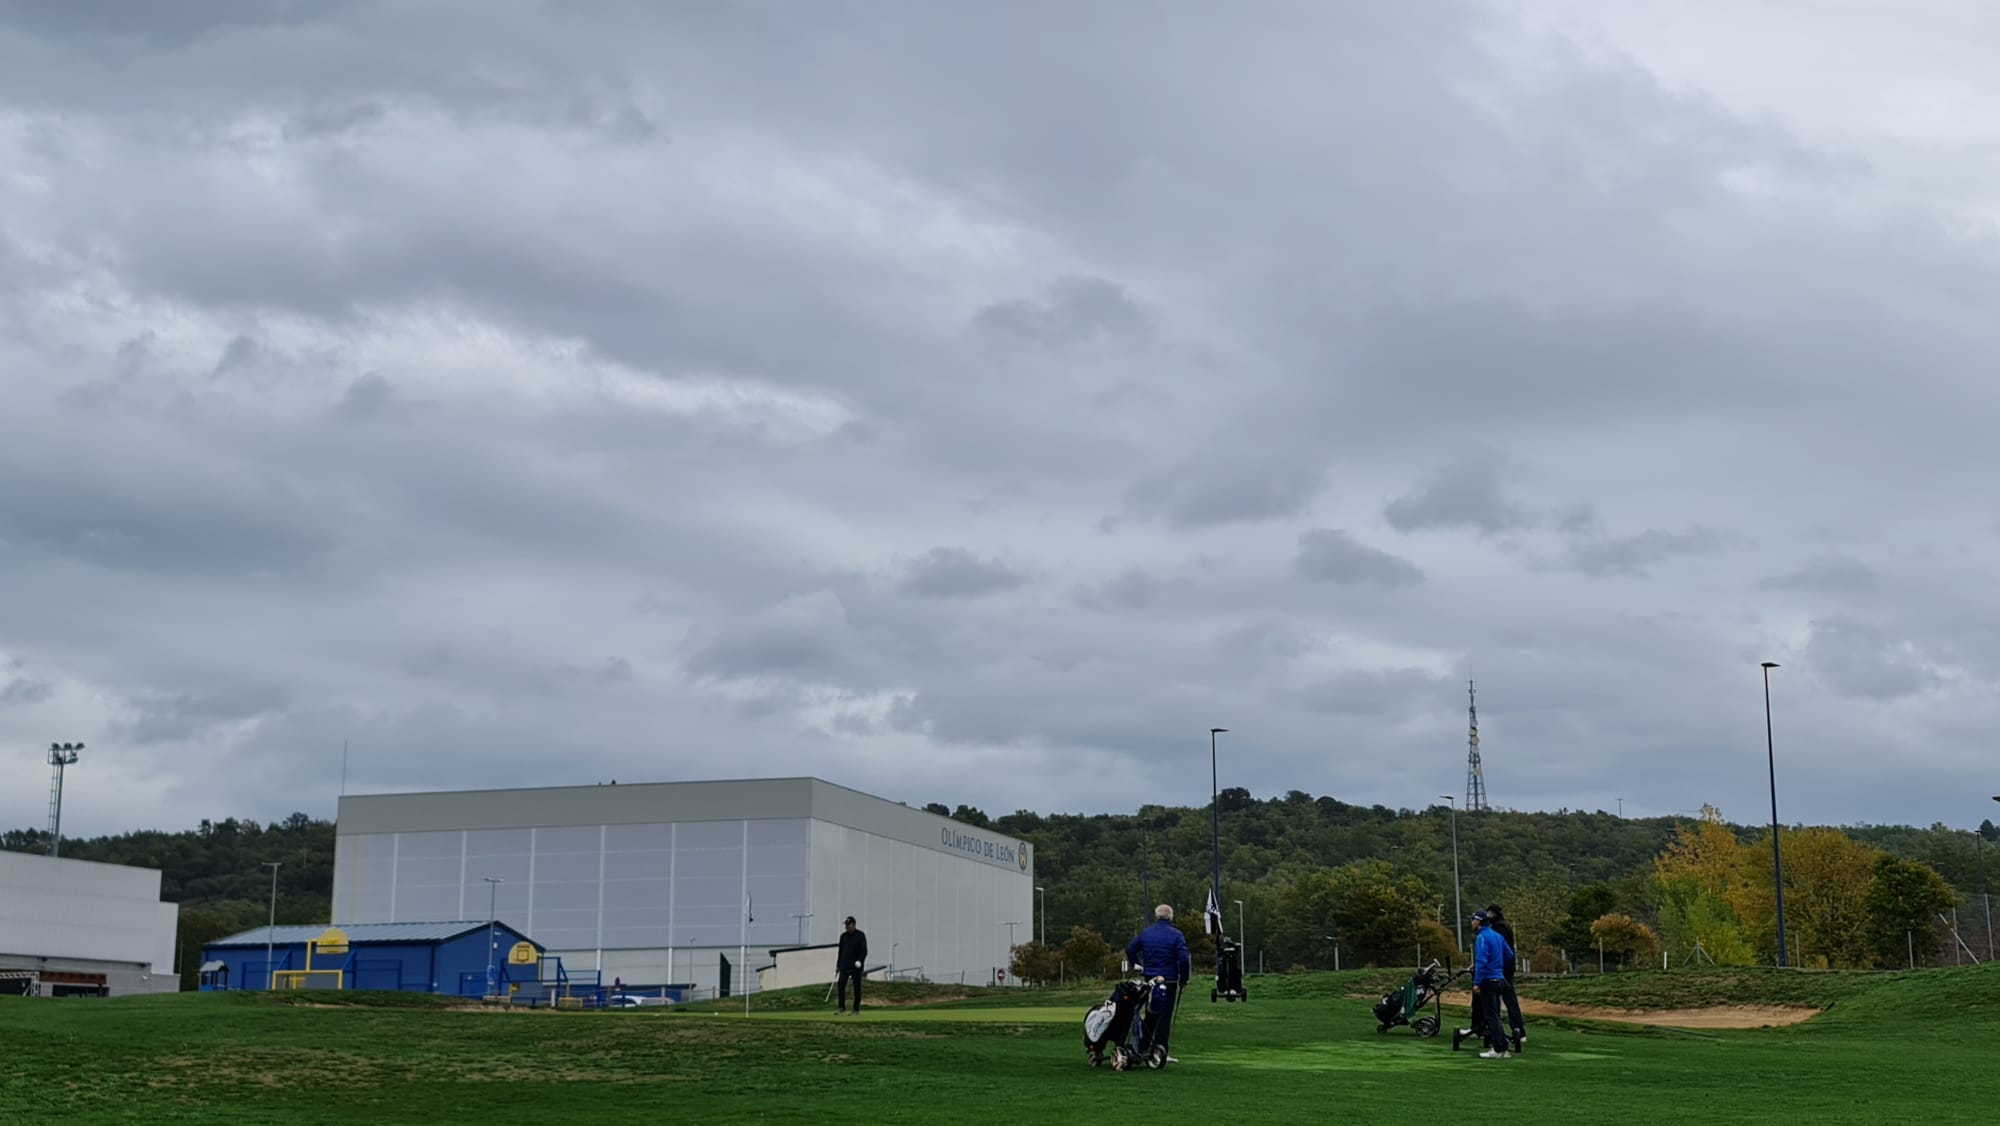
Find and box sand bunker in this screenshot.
[1433,990,1819,1029]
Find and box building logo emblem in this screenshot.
[1017,843,1029,871]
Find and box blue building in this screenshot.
[199,920,572,999]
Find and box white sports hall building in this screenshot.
[332,777,1034,997]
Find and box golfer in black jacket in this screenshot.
[835,916,869,1013]
[1454,903,1525,1052]
[1484,904,1525,1051]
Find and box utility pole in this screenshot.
[484,876,503,996]
[1441,795,1463,950]
[1035,886,1046,947]
[262,861,282,989]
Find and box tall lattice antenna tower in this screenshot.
[1464,681,1487,811]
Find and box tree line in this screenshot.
[7,792,1992,989]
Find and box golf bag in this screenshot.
[1211,938,1247,1002]
[1373,958,1456,1037]
[1084,979,1169,1070]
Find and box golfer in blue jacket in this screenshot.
[1125,904,1191,1060]
[1470,910,1515,1059]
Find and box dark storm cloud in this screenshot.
[1294,529,1426,587]
[3,0,1999,838]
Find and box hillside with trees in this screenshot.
[8,792,1994,989]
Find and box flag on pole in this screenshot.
[1204,887,1223,939]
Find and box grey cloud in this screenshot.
[1294,529,1426,587]
[1567,527,1724,578]
[1127,454,1326,529]
[683,591,861,685]
[1293,667,1449,717]
[1075,568,1159,612]
[6,1,2000,839]
[1382,450,1534,536]
[898,548,1029,599]
[114,683,292,746]
[0,676,54,705]
[331,372,403,424]
[1761,556,1878,593]
[974,275,1151,347]
[1803,616,1938,701]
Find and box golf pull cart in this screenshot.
[1373,958,1459,1037]
[1211,938,1247,1003]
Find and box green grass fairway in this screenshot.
[1,966,1992,1124]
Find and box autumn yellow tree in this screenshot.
[1589,913,1661,969]
[1653,805,1757,965]
[1730,827,1880,968]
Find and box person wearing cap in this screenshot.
[834,916,868,1013]
[1124,904,1192,1061]
[1484,903,1526,1051]
[1469,910,1514,1059]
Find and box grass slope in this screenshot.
[1,966,1992,1125]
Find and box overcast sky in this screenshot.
[4,1,1998,841]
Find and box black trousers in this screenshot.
[1498,977,1524,1035]
[1475,981,1510,1052]
[837,969,863,1010]
[1468,978,1524,1037]
[1137,982,1179,1053]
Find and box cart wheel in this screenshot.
[1112,1048,1129,1071]
[1146,1046,1166,1069]
[1376,1024,1388,1033]
[1210,989,1218,1003]
[1413,1016,1440,1037]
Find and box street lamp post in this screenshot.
[1762,662,1789,968]
[1002,920,1020,947]
[1210,728,1228,906]
[484,877,503,994]
[1441,795,1462,951]
[262,861,281,989]
[1977,827,1993,963]
[790,913,813,946]
[1234,899,1245,950]
[1034,886,1046,947]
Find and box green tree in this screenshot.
[1060,926,1120,981]
[1008,941,1062,986]
[1553,884,1618,955]
[1864,854,1958,967]
[1589,913,1660,970]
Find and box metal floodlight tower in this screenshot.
[46,742,83,857]
[1464,683,1487,811]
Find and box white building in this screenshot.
[332,777,1035,996]
[0,850,182,996]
